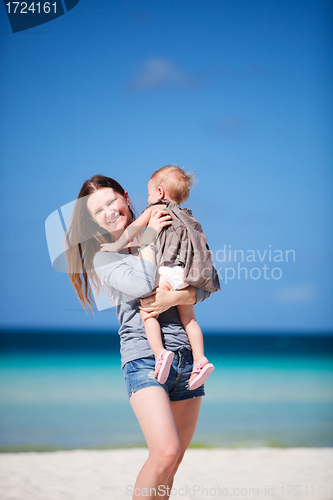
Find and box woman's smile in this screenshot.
[107,213,120,224]
[106,212,122,225]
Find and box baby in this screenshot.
[101,165,220,389]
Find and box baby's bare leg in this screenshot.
[140,309,163,360]
[177,305,205,367]
[159,275,206,367]
[178,305,212,385]
[143,276,171,355]
[140,308,173,381]
[158,274,173,291]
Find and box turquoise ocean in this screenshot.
[0,332,332,451]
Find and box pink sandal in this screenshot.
[189,357,215,390]
[156,349,174,385]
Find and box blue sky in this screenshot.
[1,0,332,333]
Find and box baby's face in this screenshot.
[147,179,161,204]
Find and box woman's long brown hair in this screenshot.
[66,175,134,313]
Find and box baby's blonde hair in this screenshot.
[150,165,196,205]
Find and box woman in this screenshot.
[66,175,211,499]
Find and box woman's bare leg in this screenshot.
[130,386,201,499]
[165,397,202,493]
[129,386,181,499]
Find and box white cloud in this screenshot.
[127,58,189,91]
[274,285,317,304]
[126,59,273,93]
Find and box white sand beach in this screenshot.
[0,448,332,500]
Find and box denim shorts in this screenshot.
[123,348,205,401]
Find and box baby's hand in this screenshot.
[100,243,116,252]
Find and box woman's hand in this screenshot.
[139,286,197,318]
[134,204,167,229]
[140,287,178,318]
[147,209,172,237]
[138,209,171,251]
[143,203,166,221]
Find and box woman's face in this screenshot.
[87,187,133,237]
